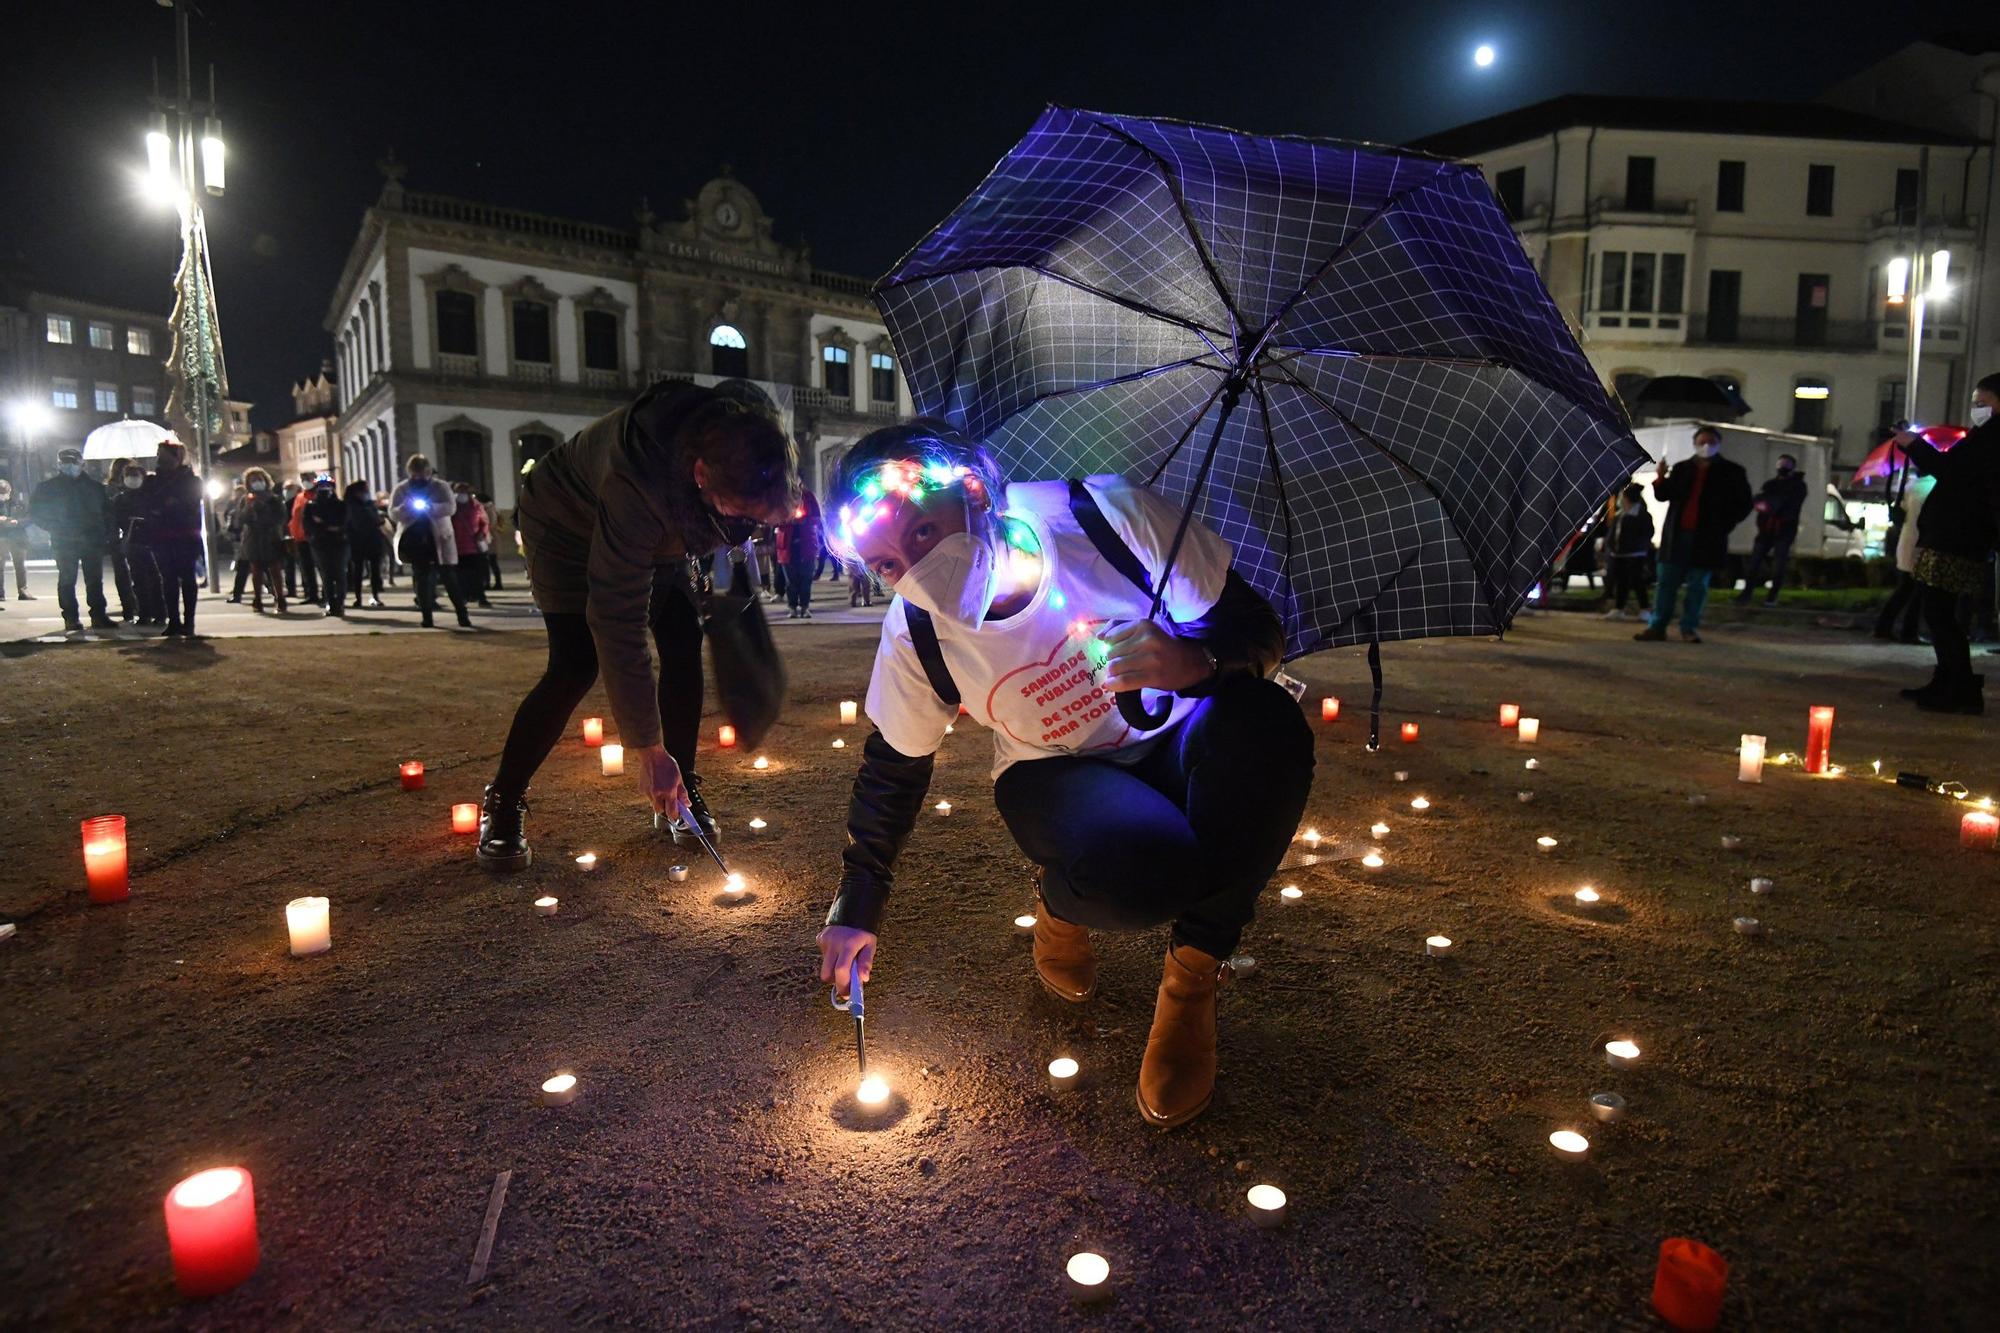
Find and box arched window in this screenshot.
[710,324,748,377]
[823,344,852,398]
[435,417,493,497]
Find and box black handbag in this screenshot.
[397,523,430,565]
[702,559,786,751]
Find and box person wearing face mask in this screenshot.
[449,480,493,611]
[286,475,321,605]
[1634,425,1754,644]
[236,467,289,613]
[1892,371,2000,713]
[1736,453,1808,607]
[110,461,164,625]
[0,477,31,604]
[137,440,205,636]
[814,421,1309,1129]
[29,447,118,633]
[343,479,386,609]
[302,476,349,617]
[390,457,468,630]
[475,379,799,871]
[1601,483,1655,619]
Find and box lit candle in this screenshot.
[1279,884,1303,903]
[1425,934,1453,956]
[1518,790,1535,803]
[753,755,769,770]
[934,801,952,817]
[1738,733,1766,784]
[1574,886,1600,906]
[831,738,846,749]
[1604,1039,1641,1069]
[599,743,624,776]
[1400,722,1419,743]
[1013,913,1037,937]
[1321,696,1340,722]
[1394,770,1409,782]
[285,896,330,956]
[535,896,559,916]
[667,864,689,883]
[1720,835,1742,852]
[718,724,737,748]
[839,700,858,725]
[80,814,129,903]
[1750,877,1774,894]
[1548,1129,1591,1160]
[945,723,955,734]
[748,817,767,831]
[1961,810,1999,851]
[1804,705,1834,775]
[1362,852,1385,868]
[1524,757,1540,770]
[1498,703,1520,728]
[1410,796,1430,811]
[451,803,479,834]
[542,1073,579,1106]
[1536,836,1558,852]
[581,717,604,747]
[1047,1057,1080,1092]
[1246,1184,1288,1229]
[399,761,424,790]
[1300,827,1322,849]
[1590,1092,1626,1123]
[724,873,747,896]
[574,853,597,871]
[1370,822,1389,840]
[856,1075,889,1106]
[163,1166,259,1298]
[1065,1252,1112,1306]
[1517,717,1541,744]
[1734,916,1763,936]
[1652,1238,1728,1333]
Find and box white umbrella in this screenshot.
[83,418,183,461]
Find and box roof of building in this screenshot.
[1410,94,1983,159]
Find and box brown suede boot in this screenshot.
[1032,900,1097,1003]
[1136,941,1225,1128]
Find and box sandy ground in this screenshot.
[1,611,1996,1330]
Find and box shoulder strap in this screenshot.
[1066,478,1157,602]
[903,604,961,708]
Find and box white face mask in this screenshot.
[250,481,269,493]
[1694,443,1720,460]
[59,463,82,478]
[1973,404,1994,428]
[123,475,143,490]
[894,530,997,631]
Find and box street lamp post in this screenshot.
[7,401,54,485]
[145,0,230,590]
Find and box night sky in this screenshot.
[2,0,1990,429]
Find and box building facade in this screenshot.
[275,371,338,483]
[0,280,178,484]
[1413,75,1996,466]
[324,163,908,511]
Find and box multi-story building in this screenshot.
[324,162,907,509]
[1412,71,1995,466]
[0,278,177,483]
[275,369,338,483]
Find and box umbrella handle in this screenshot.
[1117,689,1173,731]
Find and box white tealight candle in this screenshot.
[1734,916,1763,936]
[1228,955,1257,977]
[1574,886,1600,905]
[599,743,624,776]
[856,1075,889,1105]
[535,896,559,916]
[1047,1057,1080,1092]
[1548,1129,1590,1160]
[1370,822,1389,840]
[285,896,331,957]
[667,864,689,883]
[1589,1092,1626,1123]
[1518,790,1535,803]
[1524,758,1540,770]
[934,801,952,817]
[1410,796,1431,812]
[1394,770,1409,782]
[1604,1039,1641,1069]
[1246,1184,1288,1229]
[945,724,955,734]
[1738,733,1766,783]
[839,700,859,725]
[1720,835,1742,851]
[1300,827,1322,848]
[1424,934,1453,956]
[831,738,846,749]
[1013,913,1037,937]
[1065,1252,1112,1306]
[753,755,769,770]
[1279,884,1303,903]
[748,817,767,831]
[1749,877,1774,895]
[1362,852,1385,869]
[724,873,747,896]
[574,853,597,871]
[1517,717,1541,744]
[541,1073,579,1106]
[1537,836,1559,852]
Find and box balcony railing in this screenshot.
[436,352,480,378]
[397,190,636,251]
[1686,313,1878,351]
[512,361,555,385]
[794,385,900,421]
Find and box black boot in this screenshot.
[476,785,531,871]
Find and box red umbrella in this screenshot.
[1851,424,1965,485]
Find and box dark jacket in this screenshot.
[238,492,289,563]
[111,485,148,546]
[1651,455,1754,569]
[1609,504,1655,558]
[303,491,348,547]
[0,491,27,544]
[29,472,111,547]
[139,467,205,545]
[1752,472,1808,539]
[1907,418,2000,560]
[345,496,384,556]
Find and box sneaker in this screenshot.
[476,786,532,871]
[63,619,84,634]
[369,597,384,608]
[162,624,186,637]
[89,616,118,630]
[1633,626,1667,641]
[801,609,813,619]
[1679,627,1703,643]
[1601,607,1623,619]
[15,591,34,600]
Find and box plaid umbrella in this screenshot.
[874,107,1646,740]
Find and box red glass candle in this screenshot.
[1399,722,1419,743]
[451,803,478,834]
[1498,703,1519,728]
[718,725,737,748]
[1651,1237,1726,1331]
[581,717,604,747]
[81,815,129,904]
[164,1166,260,1298]
[399,761,424,790]
[1320,697,1340,722]
[1804,706,1834,775]
[1962,809,1999,851]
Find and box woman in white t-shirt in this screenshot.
[814,422,1314,1127]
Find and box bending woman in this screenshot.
[478,379,798,869]
[814,421,1313,1127]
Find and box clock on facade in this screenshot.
[714,201,740,229]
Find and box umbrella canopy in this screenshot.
[82,418,183,461]
[1629,375,1751,421]
[1851,424,1965,485]
[875,106,1646,666]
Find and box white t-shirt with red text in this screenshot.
[864,475,1233,778]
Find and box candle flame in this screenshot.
[724,873,747,894]
[1048,1057,1079,1078]
[1362,852,1384,868]
[748,817,767,830]
[1279,885,1303,900]
[856,1075,889,1105]
[574,853,596,868]
[1574,886,1600,904]
[1246,1184,1287,1211]
[832,739,846,749]
[1371,822,1389,836]
[1014,914,1037,929]
[1410,796,1430,811]
[1537,836,1558,849]
[1549,1130,1590,1155]
[1426,934,1451,948]
[753,755,769,769]
[1605,1039,1640,1060]
[171,1167,247,1210]
[542,1073,576,1095]
[1066,1252,1110,1286]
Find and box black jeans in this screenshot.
[1606,555,1650,610]
[53,542,109,624]
[492,574,704,796]
[993,675,1316,958]
[411,560,466,623]
[486,550,504,590]
[1739,531,1795,601]
[153,539,201,631]
[349,552,383,603]
[1876,572,1924,639]
[312,542,348,612]
[457,560,488,606]
[1922,581,1973,695]
[785,556,815,614]
[128,545,164,621]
